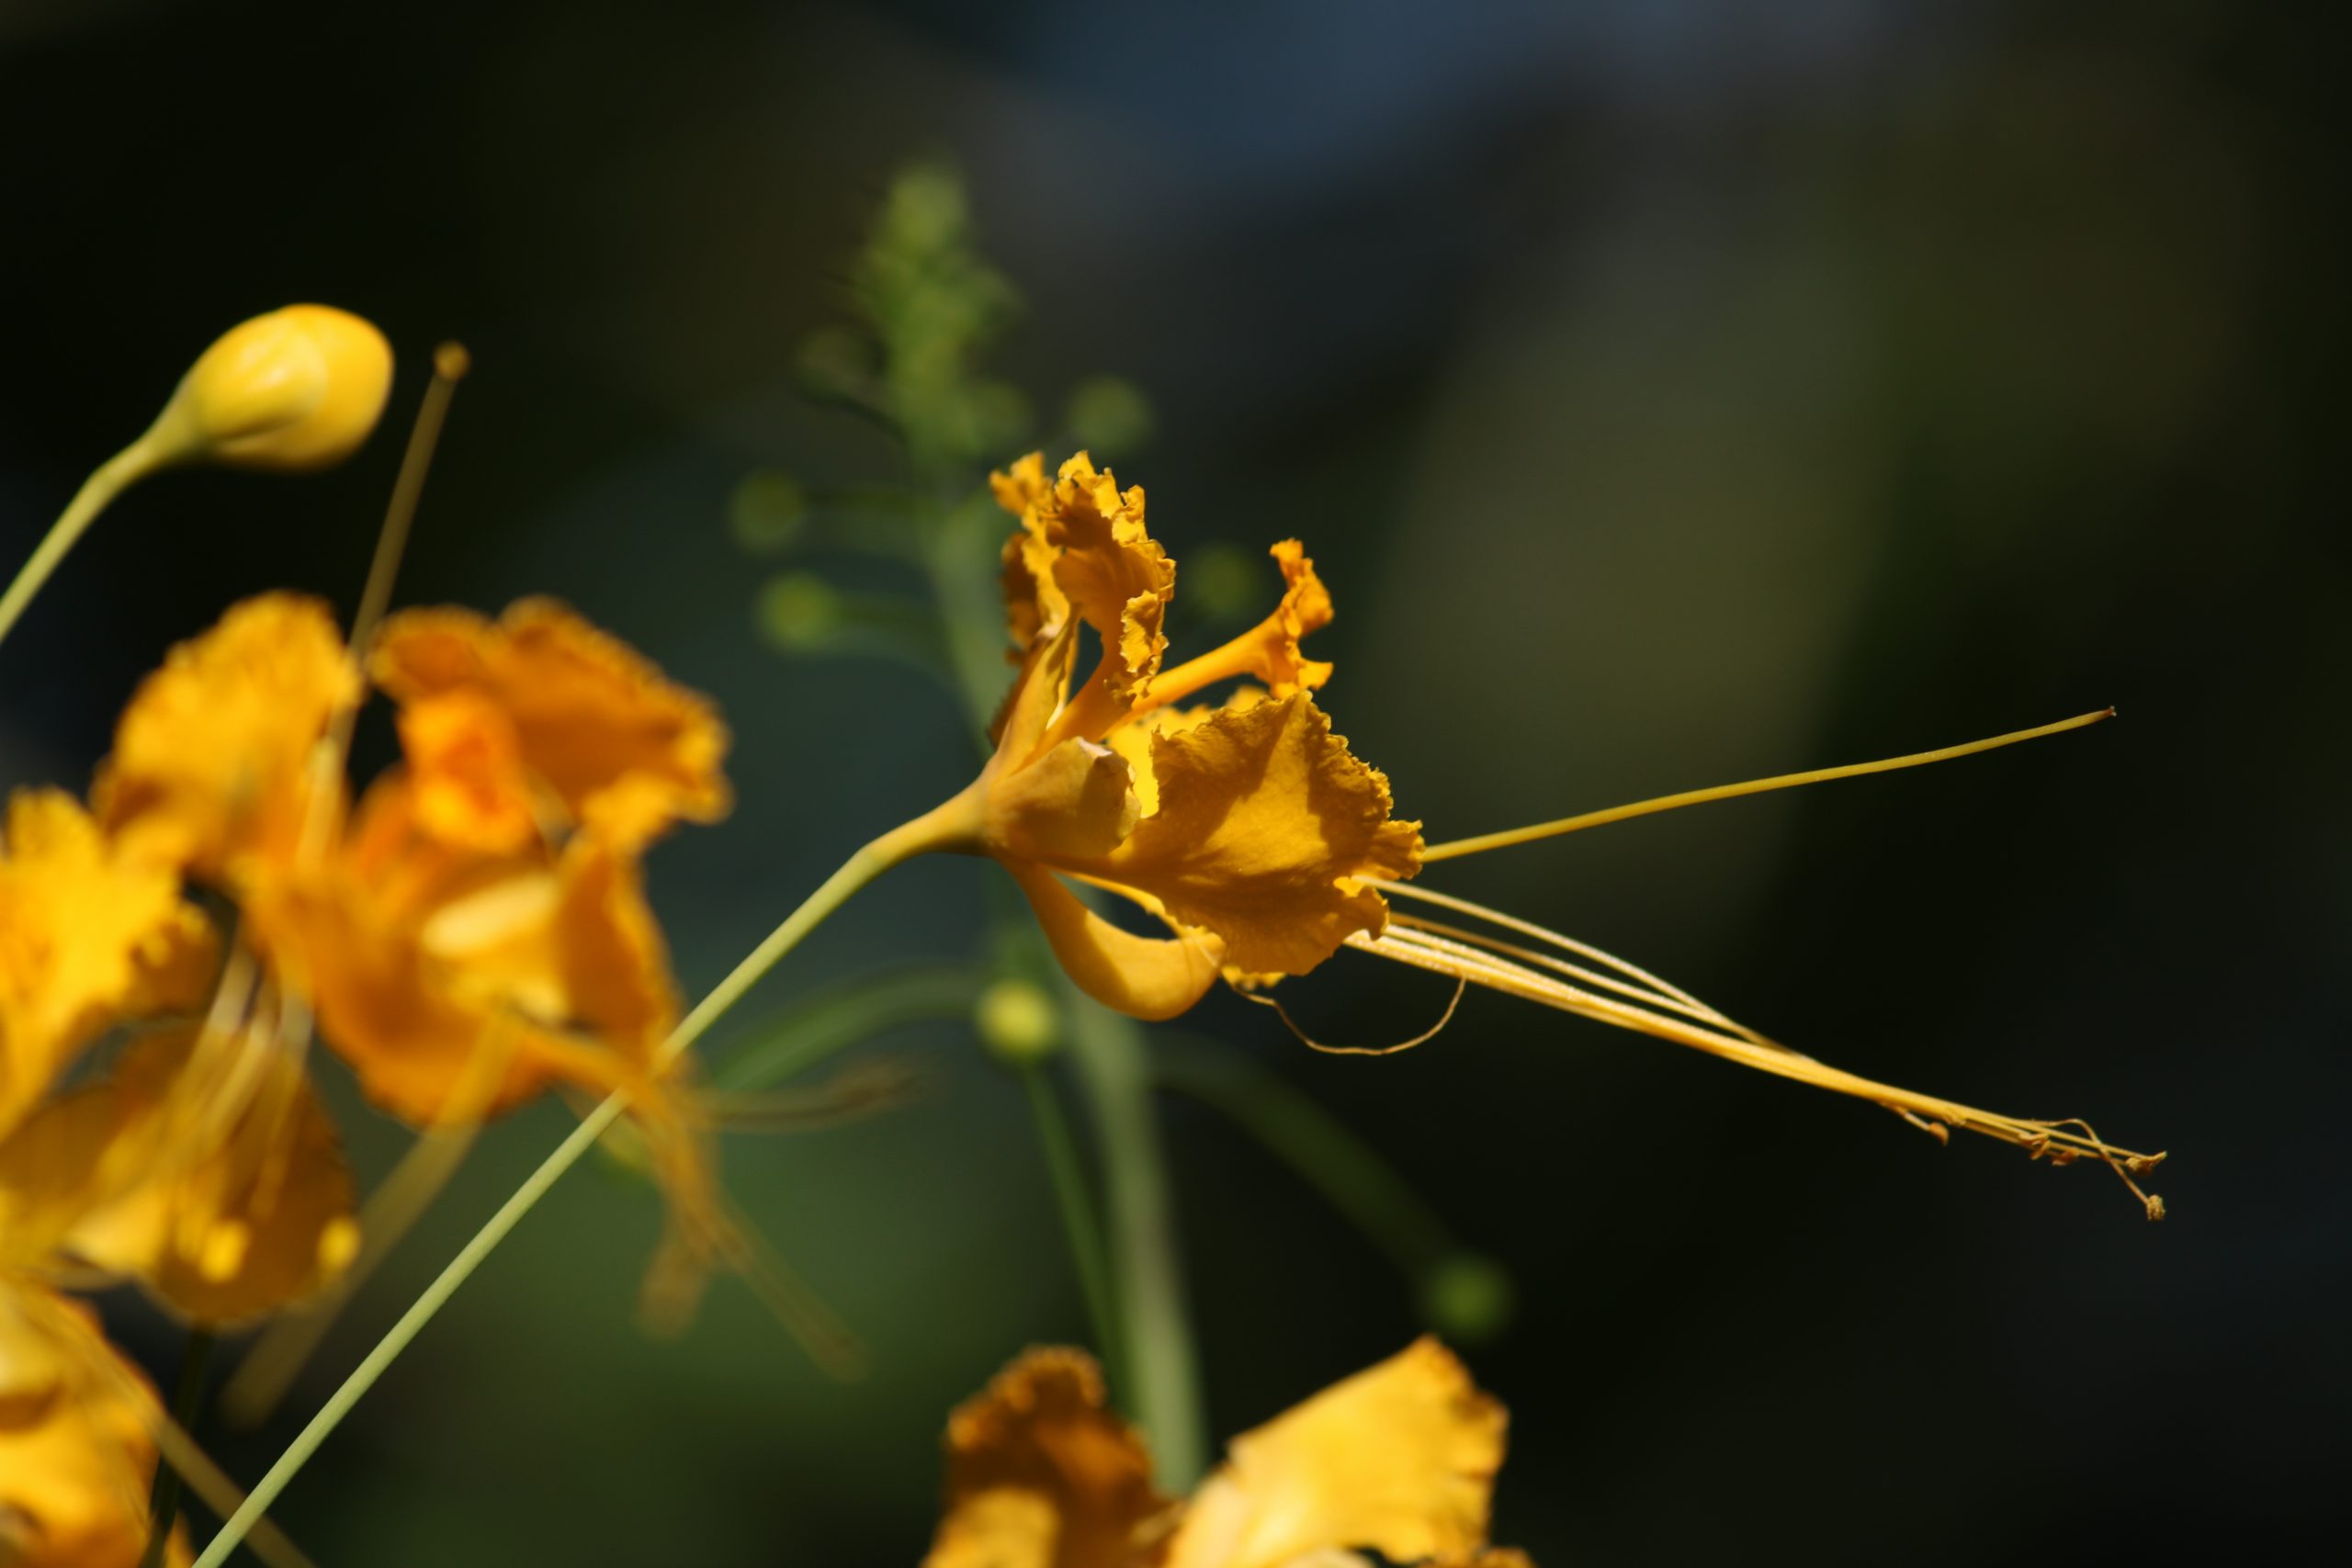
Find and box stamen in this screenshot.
[1419,709,2116,863]
[1340,929,2165,1217]
[1374,881,1739,1029]
[1243,976,1466,1056]
[1385,909,1739,1034]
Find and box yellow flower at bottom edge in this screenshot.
[923,1337,1526,1568]
[914,452,1421,1021]
[0,1287,187,1568]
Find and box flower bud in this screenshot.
[147,304,393,471]
[975,976,1062,1067]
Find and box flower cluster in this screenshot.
[1,313,736,1562]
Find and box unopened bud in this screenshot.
[975,976,1060,1066]
[148,304,393,471]
[1420,1253,1515,1345]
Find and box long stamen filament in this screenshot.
[1348,926,2165,1214]
[1419,709,2116,863]
[1374,880,1732,1024]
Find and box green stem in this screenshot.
[1059,986,1207,1489]
[0,436,164,652]
[192,807,963,1568]
[1020,1063,1125,1391]
[139,1329,214,1568]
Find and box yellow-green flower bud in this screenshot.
[975,976,1061,1067]
[145,303,393,471]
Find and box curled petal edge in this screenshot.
[1001,860,1223,1022]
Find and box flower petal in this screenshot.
[993,453,1173,707]
[0,1288,163,1568]
[370,599,731,848]
[925,1347,1169,1568]
[94,593,356,881]
[1139,540,1334,716]
[397,688,543,854]
[61,1031,359,1327]
[1002,862,1225,1023]
[1163,1338,1507,1568]
[1091,694,1421,977]
[0,791,215,1137]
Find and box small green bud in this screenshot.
[975,977,1060,1066]
[1064,376,1156,457]
[755,572,841,650]
[729,471,808,554]
[1419,1253,1515,1345]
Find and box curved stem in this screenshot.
[190,807,962,1568]
[0,437,165,652]
[1021,1063,1125,1389]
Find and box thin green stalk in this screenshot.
[1020,1063,1125,1390]
[192,807,962,1568]
[1059,986,1206,1489]
[138,1329,215,1568]
[0,436,164,651]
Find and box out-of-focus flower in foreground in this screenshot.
[924,1337,1527,1568]
[95,592,742,1323]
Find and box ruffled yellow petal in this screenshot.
[924,1347,1169,1568]
[993,453,1069,657]
[993,453,1173,710]
[1162,1338,1506,1568]
[1140,541,1334,715]
[1079,694,1421,977]
[0,791,215,1136]
[60,1031,358,1327]
[94,593,356,881]
[0,1287,165,1568]
[370,599,731,849]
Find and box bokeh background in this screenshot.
[3,0,2344,1562]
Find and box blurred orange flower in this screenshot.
[96,592,740,1317]
[924,1337,1526,1568]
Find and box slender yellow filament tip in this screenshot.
[1420,708,2116,863]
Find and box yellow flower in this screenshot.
[921,451,2163,1202]
[918,452,1421,1021]
[923,1337,1524,1568]
[99,592,744,1314]
[0,1288,178,1568]
[0,790,213,1139]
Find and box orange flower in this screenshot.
[924,1337,1526,1568]
[0,791,346,1565]
[914,453,1420,1021]
[0,1289,182,1568]
[914,452,2162,1200]
[97,592,742,1314]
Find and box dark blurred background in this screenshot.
[3,1,2345,1562]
